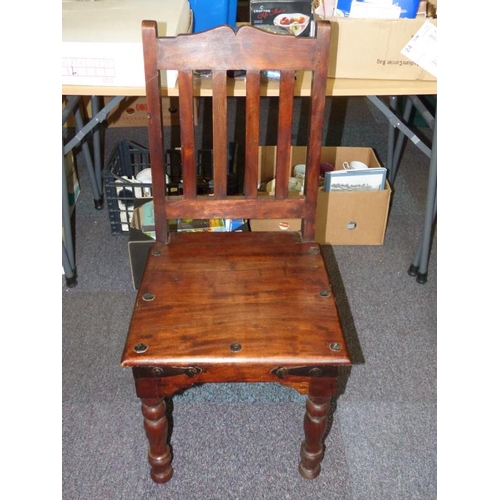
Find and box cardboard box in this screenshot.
[94,96,198,128]
[316,179,392,245]
[326,17,437,80]
[63,96,198,128]
[250,146,392,245]
[62,0,192,88]
[250,0,314,37]
[128,226,156,289]
[250,219,302,232]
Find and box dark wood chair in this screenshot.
[121,19,351,484]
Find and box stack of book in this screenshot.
[135,200,246,238]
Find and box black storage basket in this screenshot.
[103,140,238,234]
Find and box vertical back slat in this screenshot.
[178,70,197,199]
[302,24,330,240]
[275,70,295,199]
[142,20,168,243]
[212,70,228,198]
[244,70,261,198]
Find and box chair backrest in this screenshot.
[142,20,331,243]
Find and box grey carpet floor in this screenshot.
[62,96,436,499]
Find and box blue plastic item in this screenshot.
[190,0,238,33]
[336,0,420,19]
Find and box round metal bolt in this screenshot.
[133,343,148,353]
[329,342,341,351]
[319,290,331,297]
[151,367,163,376]
[309,367,323,377]
[276,367,289,379]
[230,343,242,352]
[142,292,155,301]
[152,249,162,257]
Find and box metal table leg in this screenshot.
[72,102,104,209]
[366,95,436,283]
[408,116,437,284]
[62,140,77,287]
[386,96,397,183]
[391,97,414,184]
[91,95,104,197]
[62,95,125,287]
[367,95,432,160]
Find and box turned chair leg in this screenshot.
[141,397,173,484]
[299,395,331,479]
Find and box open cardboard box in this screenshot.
[128,200,156,289]
[250,146,392,245]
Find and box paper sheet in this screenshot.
[400,20,437,78]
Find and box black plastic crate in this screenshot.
[196,144,238,195]
[103,141,172,234]
[103,140,238,234]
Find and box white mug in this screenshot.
[293,164,306,180]
[135,168,170,197]
[343,160,368,171]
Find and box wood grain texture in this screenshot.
[123,232,349,368]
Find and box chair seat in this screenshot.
[122,231,349,378]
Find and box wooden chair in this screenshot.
[121,19,351,484]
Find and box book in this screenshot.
[324,167,387,192]
[136,200,246,234]
[177,219,226,232]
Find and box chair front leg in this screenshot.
[141,397,173,483]
[298,394,331,479]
